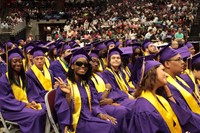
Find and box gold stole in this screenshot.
[143,52,149,56]
[167,75,200,114]
[91,73,106,93]
[185,69,200,101]
[67,79,92,132]
[102,58,107,68]
[58,58,68,73]
[106,68,129,94]
[31,65,52,91]
[6,73,42,110]
[123,68,135,90]
[44,57,50,68]
[98,60,104,72]
[141,90,182,132]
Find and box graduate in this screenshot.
[128,56,182,133]
[158,45,200,132]
[0,48,46,133]
[88,50,129,133]
[179,52,200,100]
[26,46,55,98]
[23,42,34,71]
[54,48,118,133]
[46,41,57,63]
[102,47,135,98]
[49,42,71,80]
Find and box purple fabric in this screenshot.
[185,42,193,48]
[176,46,191,59]
[145,60,161,74]
[71,54,87,65]
[9,53,22,60]
[159,46,179,63]
[89,53,98,58]
[191,53,200,64]
[33,50,45,58]
[143,42,152,49]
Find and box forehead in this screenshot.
[91,57,98,60]
[110,54,121,58]
[75,57,88,62]
[11,57,22,60]
[170,53,181,59]
[34,56,44,59]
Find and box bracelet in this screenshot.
[167,95,173,99]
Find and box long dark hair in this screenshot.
[134,65,159,98]
[8,60,26,89]
[67,62,92,84]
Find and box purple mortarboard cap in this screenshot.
[131,55,161,85]
[126,39,132,46]
[93,41,107,50]
[45,41,56,50]
[36,41,46,47]
[188,52,200,65]
[120,47,133,55]
[70,48,91,66]
[157,44,179,63]
[69,40,80,48]
[132,43,142,51]
[185,42,194,48]
[89,50,99,58]
[176,46,190,60]
[29,46,48,58]
[56,42,71,56]
[132,39,137,44]
[84,43,92,50]
[115,41,122,48]
[1,48,24,61]
[5,42,14,49]
[24,42,35,53]
[108,47,123,58]
[105,39,115,47]
[143,41,153,50]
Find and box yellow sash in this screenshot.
[31,65,52,91]
[123,68,135,90]
[184,69,200,101]
[45,57,50,68]
[6,73,42,110]
[167,75,200,114]
[106,68,129,94]
[98,60,104,72]
[91,73,106,93]
[58,58,68,73]
[141,90,182,133]
[67,79,92,133]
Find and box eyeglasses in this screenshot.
[75,61,89,67]
[167,57,183,62]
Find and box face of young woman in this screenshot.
[156,65,168,87]
[110,54,121,68]
[11,57,23,73]
[73,57,89,76]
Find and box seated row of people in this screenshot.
[0,39,200,133]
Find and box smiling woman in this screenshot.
[0,48,46,133]
[54,48,118,133]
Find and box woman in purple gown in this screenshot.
[0,48,46,133]
[54,48,118,133]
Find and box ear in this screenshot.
[163,61,170,69]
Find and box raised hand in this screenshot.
[54,77,71,94]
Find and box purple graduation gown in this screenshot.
[55,81,117,133]
[102,69,136,111]
[0,61,6,77]
[49,60,68,80]
[26,68,55,99]
[89,73,129,133]
[128,98,172,133]
[0,74,46,133]
[166,79,200,132]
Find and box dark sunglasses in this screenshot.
[75,61,89,67]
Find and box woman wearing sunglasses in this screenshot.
[0,48,46,133]
[54,48,118,133]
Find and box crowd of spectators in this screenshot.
[0,0,199,44]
